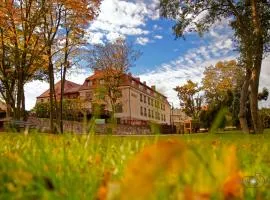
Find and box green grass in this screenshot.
[0,130,270,199]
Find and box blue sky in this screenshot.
[25,0,270,109]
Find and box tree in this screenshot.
[202,60,244,105]
[202,60,245,127]
[57,0,100,133]
[0,0,47,120]
[159,0,270,133]
[41,0,100,133]
[88,38,140,120]
[174,80,203,120]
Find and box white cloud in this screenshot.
[136,37,150,45]
[88,0,160,44]
[106,32,125,42]
[259,56,270,108]
[88,32,104,44]
[154,35,163,39]
[87,0,160,45]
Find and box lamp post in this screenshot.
[169,102,174,133]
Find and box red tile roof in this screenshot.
[37,80,81,98]
[79,70,168,99]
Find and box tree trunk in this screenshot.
[16,70,24,120]
[249,42,263,134]
[22,88,26,121]
[249,0,264,134]
[60,64,67,134]
[48,51,55,133]
[239,69,251,133]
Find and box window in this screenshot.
[140,94,143,102]
[148,109,151,118]
[151,99,154,106]
[140,106,143,116]
[99,79,104,85]
[144,108,147,116]
[41,99,44,103]
[115,104,123,113]
[87,81,92,86]
[151,110,154,118]
[148,97,150,105]
[86,92,92,100]
[144,95,146,103]
[117,90,123,98]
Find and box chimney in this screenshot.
[128,72,132,76]
[143,81,146,85]
[136,77,140,82]
[151,85,156,90]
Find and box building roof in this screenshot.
[80,70,168,100]
[37,80,81,98]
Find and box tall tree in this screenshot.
[89,38,140,120]
[0,0,46,120]
[159,0,270,133]
[57,0,100,133]
[174,80,203,120]
[41,0,100,133]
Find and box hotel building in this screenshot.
[36,70,171,125]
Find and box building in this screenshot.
[36,70,171,125]
[171,108,191,133]
[36,80,81,103]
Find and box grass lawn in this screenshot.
[0,130,270,199]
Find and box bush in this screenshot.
[33,99,84,121]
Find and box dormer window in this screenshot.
[88,81,92,86]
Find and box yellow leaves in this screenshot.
[87,154,102,165]
[4,170,33,192]
[4,152,26,166]
[120,139,186,199]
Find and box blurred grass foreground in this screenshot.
[0,131,270,199]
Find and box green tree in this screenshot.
[202,60,244,127]
[174,80,203,120]
[159,0,270,133]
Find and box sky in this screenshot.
[25,0,270,110]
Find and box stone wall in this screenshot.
[28,117,151,135]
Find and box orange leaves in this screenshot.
[222,146,243,200]
[94,139,246,200]
[223,172,243,200]
[120,139,186,199]
[96,170,111,200]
